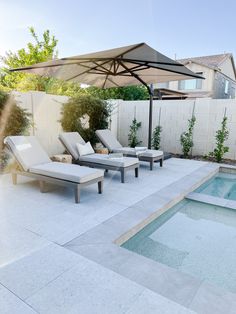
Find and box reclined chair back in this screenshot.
[59,132,85,161]
[95,129,122,152]
[4,136,51,171]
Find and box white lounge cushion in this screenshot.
[76,141,94,156]
[4,136,51,171]
[96,129,163,159]
[135,147,147,152]
[59,132,85,160]
[30,162,104,184]
[79,153,139,168]
[96,129,122,151]
[113,147,163,158]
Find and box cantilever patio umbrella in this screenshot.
[10,43,203,148]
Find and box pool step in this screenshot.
[186,192,236,210]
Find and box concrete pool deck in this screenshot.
[0,158,235,314]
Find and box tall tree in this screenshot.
[0,27,58,91]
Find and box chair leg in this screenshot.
[160,158,163,167]
[150,160,154,171]
[98,180,103,194]
[121,169,125,183]
[105,169,109,173]
[75,186,80,203]
[39,181,46,193]
[12,172,17,185]
[135,167,139,177]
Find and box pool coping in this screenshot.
[186,165,236,210]
[65,162,236,314]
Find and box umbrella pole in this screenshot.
[148,84,154,149]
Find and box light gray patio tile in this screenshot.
[71,241,203,308]
[66,243,132,270]
[125,289,197,314]
[131,193,170,212]
[115,250,202,307]
[0,243,81,300]
[54,219,108,245]
[98,186,149,206]
[0,284,37,314]
[156,187,184,203]
[24,211,97,243]
[0,219,50,267]
[64,221,120,246]
[189,282,236,314]
[0,199,67,228]
[32,200,127,244]
[26,256,145,314]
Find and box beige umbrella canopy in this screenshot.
[11,43,203,147]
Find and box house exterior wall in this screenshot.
[213,71,236,99]
[220,58,236,80]
[154,57,236,99]
[166,63,214,96]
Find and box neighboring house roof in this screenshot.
[178,53,236,79]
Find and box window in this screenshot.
[224,80,229,94]
[158,82,169,89]
[178,72,203,90]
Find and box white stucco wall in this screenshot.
[116,98,236,159]
[14,91,69,155]
[13,92,236,160]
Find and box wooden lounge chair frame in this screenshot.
[5,143,103,203]
[59,137,139,183]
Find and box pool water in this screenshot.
[196,172,236,200]
[122,199,236,293]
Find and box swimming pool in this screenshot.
[196,172,236,200]
[122,199,236,293]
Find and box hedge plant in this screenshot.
[128,118,142,148]
[0,90,31,170]
[180,116,196,158]
[152,125,162,150]
[208,115,229,162]
[60,95,110,145]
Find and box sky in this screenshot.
[1,0,236,61]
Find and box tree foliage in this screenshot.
[0,27,58,91]
[60,95,110,145]
[0,90,31,169]
[87,85,149,100]
[0,90,31,143]
[0,26,151,101]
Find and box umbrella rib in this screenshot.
[102,61,115,88]
[118,60,203,79]
[118,60,149,89]
[64,59,113,82]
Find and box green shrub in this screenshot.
[180,116,196,158]
[60,95,110,145]
[208,115,229,163]
[0,90,31,170]
[152,125,162,150]
[128,118,142,148]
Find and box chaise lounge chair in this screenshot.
[4,136,104,203]
[59,132,139,183]
[96,129,164,170]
